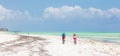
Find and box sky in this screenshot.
[0,0,120,32]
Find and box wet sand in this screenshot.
[0,35,50,56]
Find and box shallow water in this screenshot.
[9,32,120,42]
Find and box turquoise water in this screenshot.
[9,32,120,42]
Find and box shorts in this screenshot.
[73,38,76,41]
[62,37,65,40]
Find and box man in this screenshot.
[62,33,66,44]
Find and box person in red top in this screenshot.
[73,33,77,45]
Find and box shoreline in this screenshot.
[0,32,120,56]
[9,31,120,44]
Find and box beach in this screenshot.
[0,32,120,56]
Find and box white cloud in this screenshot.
[0,5,30,21]
[108,8,120,18]
[43,5,120,19]
[0,5,11,20]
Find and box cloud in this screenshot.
[41,5,120,32]
[43,5,120,20]
[1,5,120,32]
[0,5,35,31]
[0,5,31,21]
[108,8,120,18]
[0,5,11,20]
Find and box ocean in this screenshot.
[9,32,120,42]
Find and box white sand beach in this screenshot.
[0,32,18,43]
[0,32,120,56]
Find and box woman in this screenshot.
[73,33,77,45]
